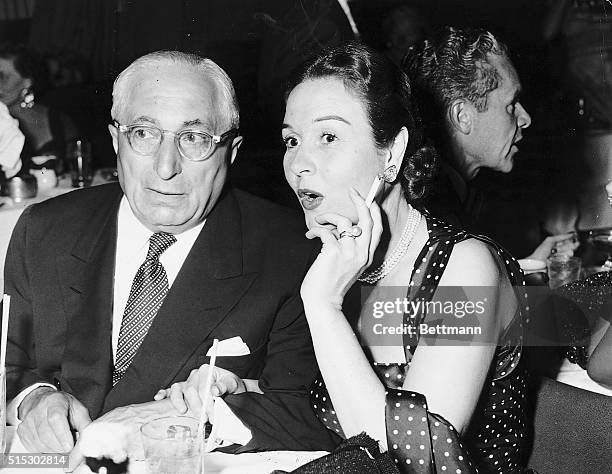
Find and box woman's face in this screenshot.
[282,78,384,230]
[0,57,27,106]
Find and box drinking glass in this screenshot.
[547,255,582,289]
[588,228,612,271]
[66,139,93,188]
[141,416,202,474]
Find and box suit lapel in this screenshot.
[59,186,122,418]
[103,190,258,412]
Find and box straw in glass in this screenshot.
[198,338,219,472]
[1,295,10,370]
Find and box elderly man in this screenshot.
[2,51,336,456]
[405,26,577,260]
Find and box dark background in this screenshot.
[0,0,579,256]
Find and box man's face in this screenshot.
[109,65,241,234]
[465,54,531,175]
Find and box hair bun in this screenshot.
[401,142,438,204]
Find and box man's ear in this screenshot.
[386,126,409,171]
[229,135,243,165]
[448,99,473,135]
[108,123,119,153]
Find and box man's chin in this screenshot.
[137,209,195,233]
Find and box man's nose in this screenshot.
[154,136,182,180]
[517,103,532,129]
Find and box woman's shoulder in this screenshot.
[443,237,503,286]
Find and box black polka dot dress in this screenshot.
[310,216,528,473]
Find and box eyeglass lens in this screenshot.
[127,126,213,160]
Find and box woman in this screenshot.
[279,42,527,473]
[0,43,76,172]
[159,43,528,473]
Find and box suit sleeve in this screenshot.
[2,206,54,401]
[223,288,340,452]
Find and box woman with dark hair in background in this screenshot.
[279,42,528,472]
[0,43,76,172]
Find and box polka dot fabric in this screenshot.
[310,215,528,473]
[386,389,475,473]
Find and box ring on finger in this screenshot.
[339,226,362,239]
[550,247,557,255]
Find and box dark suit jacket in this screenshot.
[3,183,338,452]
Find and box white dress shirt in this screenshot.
[112,197,204,361]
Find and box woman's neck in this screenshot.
[369,184,414,270]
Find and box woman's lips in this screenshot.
[297,189,324,211]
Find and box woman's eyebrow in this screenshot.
[314,115,351,125]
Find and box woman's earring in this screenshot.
[20,87,34,109]
[381,164,398,183]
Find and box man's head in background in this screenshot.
[404,26,531,180]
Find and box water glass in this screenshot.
[141,416,202,474]
[0,368,6,454]
[67,139,93,188]
[547,255,582,289]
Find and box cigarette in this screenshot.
[364,175,382,208]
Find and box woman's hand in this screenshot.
[153,364,248,415]
[300,188,383,308]
[526,231,579,261]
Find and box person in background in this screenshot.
[2,50,336,466]
[0,101,24,180]
[404,26,578,263]
[0,43,76,173]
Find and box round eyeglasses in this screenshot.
[113,120,239,162]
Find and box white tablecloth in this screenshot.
[1,427,326,473]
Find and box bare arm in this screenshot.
[401,239,505,432]
[304,300,388,442]
[587,320,612,388]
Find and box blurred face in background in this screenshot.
[0,57,30,107]
[109,64,241,234]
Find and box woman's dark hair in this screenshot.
[0,43,48,95]
[285,42,437,204]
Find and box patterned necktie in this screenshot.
[113,232,177,385]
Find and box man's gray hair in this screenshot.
[111,50,240,129]
[404,27,508,114]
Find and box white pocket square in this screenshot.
[206,336,250,357]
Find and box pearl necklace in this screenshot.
[358,206,421,284]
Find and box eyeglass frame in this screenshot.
[112,120,240,162]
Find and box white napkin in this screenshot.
[206,336,250,357]
[0,102,24,178]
